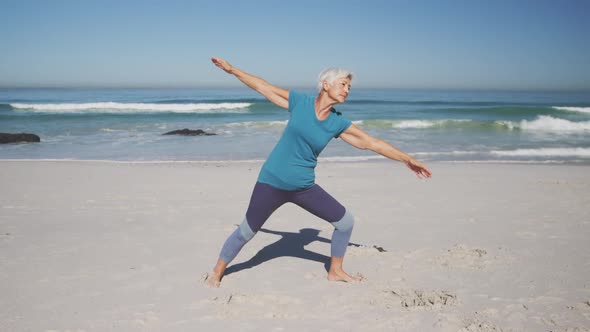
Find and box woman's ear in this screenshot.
[322,80,330,91]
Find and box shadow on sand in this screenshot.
[224,228,347,277]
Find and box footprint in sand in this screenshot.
[373,288,458,311]
[434,244,513,270]
[304,272,320,280]
[133,311,161,328]
[567,300,590,321]
[1,232,15,242]
[459,319,503,332]
[197,292,303,319]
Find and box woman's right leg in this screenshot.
[291,184,360,283]
[207,182,287,287]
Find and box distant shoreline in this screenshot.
[2,86,590,93]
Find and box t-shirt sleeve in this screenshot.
[334,116,353,138]
[288,90,302,113]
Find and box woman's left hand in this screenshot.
[405,159,432,179]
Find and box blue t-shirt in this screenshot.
[258,91,352,191]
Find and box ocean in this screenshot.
[1,88,589,164]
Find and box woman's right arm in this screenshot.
[211,57,289,109]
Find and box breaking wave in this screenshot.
[10,102,252,113]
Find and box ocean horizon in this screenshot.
[1,87,589,164]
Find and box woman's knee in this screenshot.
[332,210,354,232]
[239,217,256,241]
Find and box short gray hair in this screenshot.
[317,68,354,92]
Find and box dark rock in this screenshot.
[373,245,387,252]
[0,133,41,144]
[163,129,216,136]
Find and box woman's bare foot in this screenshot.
[203,257,229,288]
[327,256,362,283]
[327,268,363,283]
[203,271,222,288]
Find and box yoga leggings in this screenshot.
[219,182,355,263]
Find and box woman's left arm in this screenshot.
[340,124,432,178]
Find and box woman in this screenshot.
[206,57,431,287]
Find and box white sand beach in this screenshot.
[1,160,589,331]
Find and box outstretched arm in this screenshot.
[340,124,432,178]
[211,57,289,109]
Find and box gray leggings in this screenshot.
[219,182,355,263]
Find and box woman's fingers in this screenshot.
[406,161,432,179]
[211,57,226,67]
[211,57,233,73]
[418,166,431,178]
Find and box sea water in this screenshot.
[1,87,589,163]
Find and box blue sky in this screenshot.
[1,0,589,90]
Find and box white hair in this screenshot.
[317,68,354,92]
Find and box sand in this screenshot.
[1,160,589,331]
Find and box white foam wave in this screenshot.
[395,120,437,128]
[553,106,590,114]
[10,102,252,113]
[224,120,287,128]
[413,151,482,156]
[496,120,517,130]
[518,116,590,132]
[319,155,385,162]
[440,160,571,164]
[491,147,590,157]
[358,119,470,129]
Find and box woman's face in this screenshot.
[324,77,351,103]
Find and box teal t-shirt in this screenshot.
[258,91,352,191]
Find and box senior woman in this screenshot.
[206,57,431,287]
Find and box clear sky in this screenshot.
[1,0,589,91]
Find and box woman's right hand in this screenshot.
[211,57,234,74]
